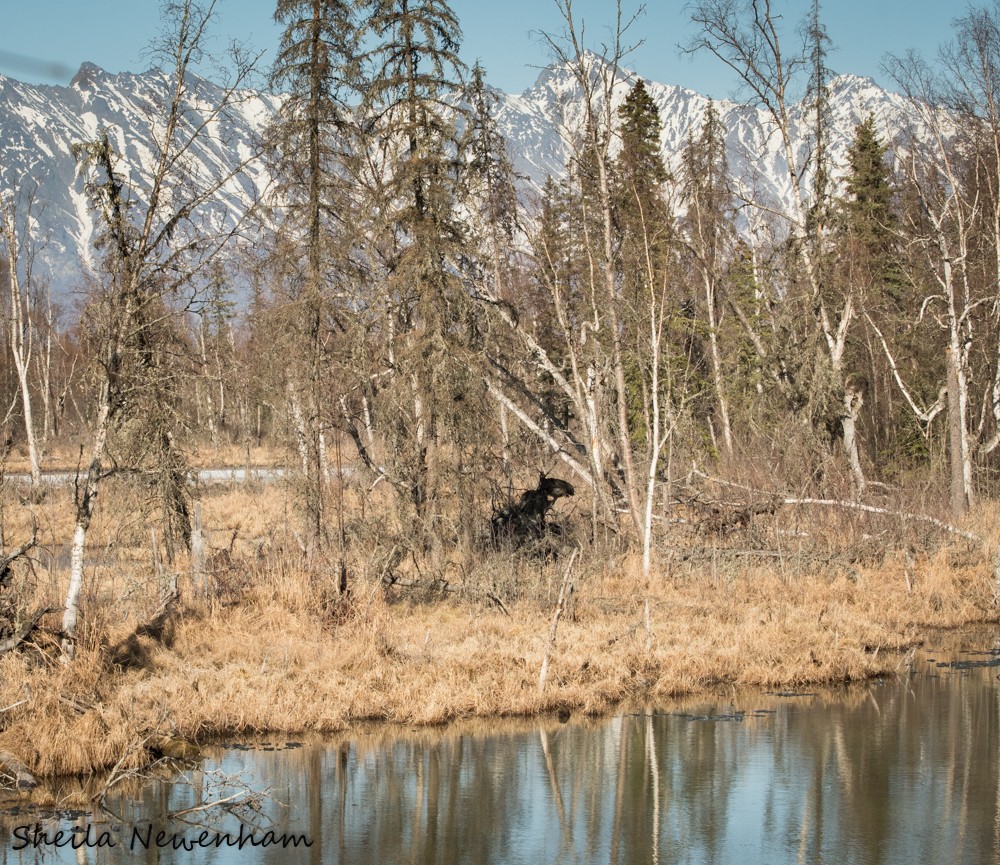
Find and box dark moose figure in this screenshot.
[491,473,575,549]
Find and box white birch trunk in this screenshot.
[198,319,217,445]
[287,382,310,479]
[1,199,42,490]
[319,430,330,481]
[61,386,110,661]
[39,286,54,441]
[703,272,734,458]
[841,387,866,497]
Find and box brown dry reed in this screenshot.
[0,479,996,789]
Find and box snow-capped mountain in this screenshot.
[0,62,280,298]
[492,53,918,220]
[0,55,917,298]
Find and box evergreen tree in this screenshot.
[613,80,671,447]
[841,114,897,257]
[617,80,668,203]
[616,78,670,287]
[804,0,833,239]
[270,0,357,276]
[361,0,466,228]
[838,113,905,351]
[680,100,736,455]
[267,0,360,553]
[838,115,922,475]
[355,0,475,550]
[463,62,520,294]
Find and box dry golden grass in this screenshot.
[0,481,996,789]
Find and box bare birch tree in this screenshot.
[0,190,45,492]
[936,6,1000,489]
[543,0,645,537]
[62,0,261,660]
[688,0,867,494]
[882,43,1000,518]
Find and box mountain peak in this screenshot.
[828,73,881,98]
[71,62,107,91]
[0,59,923,300]
[526,50,628,87]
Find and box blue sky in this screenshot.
[0,0,964,99]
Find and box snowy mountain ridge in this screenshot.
[0,62,281,298]
[0,56,920,298]
[493,54,918,217]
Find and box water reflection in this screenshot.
[2,467,288,487]
[4,638,1000,865]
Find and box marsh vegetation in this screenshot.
[3,0,1000,789]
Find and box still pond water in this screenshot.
[4,632,1000,865]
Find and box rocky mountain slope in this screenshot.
[0,55,919,297]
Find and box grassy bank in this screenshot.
[0,480,996,789]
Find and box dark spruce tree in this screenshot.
[841,114,899,274]
[838,115,926,474]
[616,78,670,285]
[614,80,671,449]
[355,0,477,558]
[680,100,737,457]
[268,0,360,561]
[804,0,834,241]
[617,80,668,205]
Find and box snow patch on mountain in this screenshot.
[0,63,280,299]
[0,57,923,298]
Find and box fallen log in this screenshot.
[0,528,37,589]
[0,607,52,657]
[689,468,981,543]
[0,751,37,790]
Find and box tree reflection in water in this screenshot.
[9,638,1000,865]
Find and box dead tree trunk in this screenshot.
[0,193,43,492]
